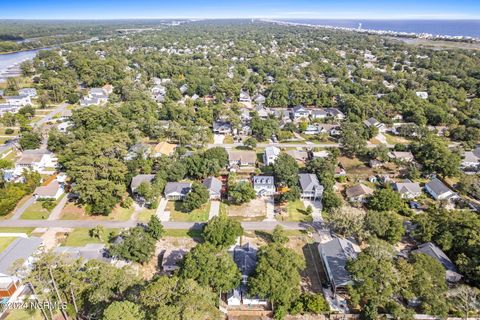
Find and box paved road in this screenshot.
[32,103,69,128]
[208,142,394,149]
[11,197,35,220]
[0,219,310,231]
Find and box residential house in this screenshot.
[253,94,266,106]
[213,120,232,134]
[152,141,177,157]
[363,117,385,131]
[298,173,324,200]
[291,106,309,121]
[318,237,360,294]
[425,178,458,201]
[0,104,21,116]
[130,174,155,193]
[461,147,480,171]
[228,150,256,168]
[263,146,280,166]
[415,91,429,100]
[286,150,309,164]
[18,88,37,98]
[239,91,251,103]
[125,143,150,161]
[325,108,345,120]
[162,249,187,273]
[164,182,192,200]
[388,151,414,163]
[80,88,109,107]
[179,84,188,94]
[412,242,462,282]
[203,177,222,200]
[5,95,31,106]
[14,149,57,176]
[310,109,328,120]
[54,243,112,264]
[274,109,291,125]
[33,180,64,200]
[227,243,268,306]
[345,184,373,203]
[304,124,320,135]
[252,176,275,196]
[57,121,73,133]
[311,150,330,159]
[254,105,270,118]
[58,109,73,121]
[265,75,275,83]
[0,237,42,300]
[393,180,422,199]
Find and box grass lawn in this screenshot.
[223,134,234,144]
[61,202,133,221]
[20,201,51,220]
[137,208,157,222]
[62,228,120,247]
[0,227,34,234]
[384,133,412,145]
[282,200,313,222]
[168,201,210,222]
[164,229,204,238]
[5,309,44,320]
[0,237,17,253]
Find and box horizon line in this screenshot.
[1,17,480,21]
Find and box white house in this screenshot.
[416,91,429,100]
[291,106,309,121]
[0,104,21,116]
[203,177,222,200]
[425,178,458,201]
[162,250,187,273]
[263,146,280,166]
[393,180,422,199]
[5,95,31,106]
[33,180,64,200]
[461,147,480,171]
[298,173,324,200]
[0,237,43,301]
[252,176,275,196]
[239,91,251,103]
[18,88,37,98]
[14,149,57,176]
[164,182,192,200]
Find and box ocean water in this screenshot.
[282,19,480,38]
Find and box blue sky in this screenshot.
[1,0,480,20]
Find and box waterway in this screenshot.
[0,49,41,83]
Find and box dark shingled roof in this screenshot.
[412,242,458,273]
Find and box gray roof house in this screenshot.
[227,243,268,306]
[461,147,480,170]
[388,151,415,163]
[203,177,222,199]
[130,174,155,193]
[0,237,43,297]
[425,178,458,201]
[162,249,187,273]
[164,182,192,200]
[363,117,385,131]
[228,150,256,168]
[345,184,373,203]
[318,238,360,293]
[252,176,275,196]
[412,242,462,282]
[291,106,309,120]
[298,173,324,200]
[263,146,280,166]
[213,120,232,134]
[54,243,111,263]
[393,180,422,199]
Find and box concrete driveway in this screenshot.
[208,200,220,220]
[156,198,170,221]
[11,197,35,220]
[47,194,69,220]
[263,198,275,221]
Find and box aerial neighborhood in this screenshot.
[0,19,478,320]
